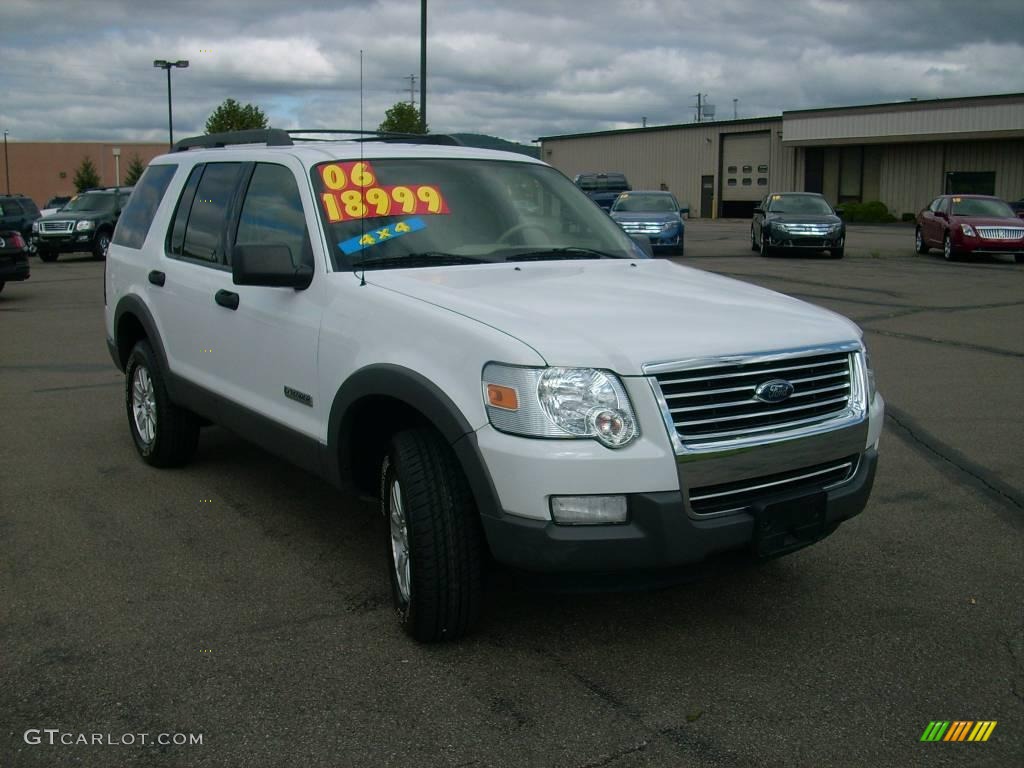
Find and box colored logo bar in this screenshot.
[920,721,997,742]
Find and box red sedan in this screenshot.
[915,195,1024,263]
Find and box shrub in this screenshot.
[901,212,916,222]
[839,200,897,223]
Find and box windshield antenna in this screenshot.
[358,48,366,286]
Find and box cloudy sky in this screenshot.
[3,0,1023,145]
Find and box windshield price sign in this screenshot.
[317,160,450,222]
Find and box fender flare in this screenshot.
[112,294,170,376]
[325,364,501,517]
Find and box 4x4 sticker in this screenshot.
[318,160,450,222]
[338,217,426,255]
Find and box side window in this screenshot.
[939,198,951,214]
[4,200,24,215]
[173,163,242,264]
[234,163,312,268]
[113,164,177,249]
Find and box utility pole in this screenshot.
[733,98,738,120]
[3,130,9,194]
[419,0,427,132]
[694,93,702,123]
[642,116,647,128]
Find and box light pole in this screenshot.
[153,59,189,150]
[112,147,121,186]
[3,130,9,194]
[419,0,427,132]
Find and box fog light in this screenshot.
[550,495,628,525]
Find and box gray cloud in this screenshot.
[2,0,1022,145]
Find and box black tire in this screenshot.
[914,227,928,255]
[830,248,845,259]
[750,227,759,252]
[1015,254,1024,264]
[0,281,5,293]
[943,232,958,262]
[93,229,112,260]
[760,233,772,258]
[381,428,483,642]
[38,249,57,262]
[124,340,199,467]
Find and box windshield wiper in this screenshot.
[504,247,624,262]
[355,252,493,270]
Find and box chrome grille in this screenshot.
[976,227,1024,240]
[41,221,74,233]
[778,223,832,235]
[619,222,662,234]
[653,351,854,444]
[688,456,858,515]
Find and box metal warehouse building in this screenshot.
[538,92,1024,220]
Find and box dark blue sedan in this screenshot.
[610,191,685,256]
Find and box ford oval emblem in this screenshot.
[754,379,794,403]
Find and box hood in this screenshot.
[611,211,681,224]
[367,259,860,374]
[39,210,109,222]
[951,215,1024,227]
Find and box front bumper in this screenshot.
[0,254,31,281]
[481,447,877,573]
[33,231,99,253]
[955,235,1024,257]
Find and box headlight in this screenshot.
[862,345,877,404]
[660,220,678,232]
[32,221,40,233]
[961,223,976,237]
[483,364,639,448]
[829,223,842,232]
[76,220,94,231]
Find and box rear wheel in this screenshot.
[381,428,483,642]
[914,227,928,254]
[125,340,199,467]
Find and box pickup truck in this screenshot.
[574,172,631,211]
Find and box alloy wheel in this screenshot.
[131,366,157,444]
[388,478,412,604]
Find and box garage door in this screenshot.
[721,132,770,217]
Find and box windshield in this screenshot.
[62,194,116,213]
[767,195,834,215]
[311,158,641,270]
[611,193,679,213]
[951,198,1015,218]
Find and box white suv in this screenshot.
[105,129,884,642]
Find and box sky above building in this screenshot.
[3,0,1023,145]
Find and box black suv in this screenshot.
[573,172,631,211]
[0,194,41,254]
[33,187,132,261]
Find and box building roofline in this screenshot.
[782,91,1024,118]
[536,115,782,142]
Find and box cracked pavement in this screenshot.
[1,229,1021,767]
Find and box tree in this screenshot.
[73,156,101,192]
[205,98,268,134]
[378,102,427,134]
[123,154,147,186]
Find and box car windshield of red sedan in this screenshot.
[951,198,1015,217]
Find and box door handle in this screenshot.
[148,270,165,287]
[215,289,239,310]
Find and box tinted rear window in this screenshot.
[113,165,177,249]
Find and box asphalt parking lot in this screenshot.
[2,222,1021,767]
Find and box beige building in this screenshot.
[539,93,1024,219]
[1,142,168,207]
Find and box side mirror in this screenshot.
[233,244,312,289]
[834,207,845,219]
[1017,211,1024,220]
[630,234,654,258]
[679,204,690,215]
[935,211,948,219]
[753,207,763,215]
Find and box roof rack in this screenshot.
[172,128,464,152]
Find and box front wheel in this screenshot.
[830,248,845,259]
[943,233,958,262]
[125,340,199,467]
[750,227,759,252]
[914,227,928,255]
[381,428,483,642]
[760,234,772,258]
[93,230,111,260]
